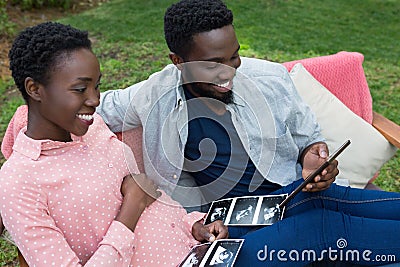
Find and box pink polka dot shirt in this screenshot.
[0,114,204,266]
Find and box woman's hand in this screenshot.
[116,173,161,232]
[301,142,339,192]
[120,173,160,207]
[192,220,228,242]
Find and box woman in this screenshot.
[0,21,226,266]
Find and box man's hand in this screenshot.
[192,220,228,242]
[301,142,339,192]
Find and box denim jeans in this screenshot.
[232,180,400,266]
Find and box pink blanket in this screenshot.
[1,105,28,160]
[282,51,373,124]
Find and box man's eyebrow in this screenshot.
[202,45,241,62]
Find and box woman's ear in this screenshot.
[169,52,184,70]
[25,77,42,102]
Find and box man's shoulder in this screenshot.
[126,64,180,100]
[238,57,288,78]
[144,64,180,88]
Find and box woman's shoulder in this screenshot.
[84,113,117,142]
[0,153,33,191]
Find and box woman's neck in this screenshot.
[26,111,72,142]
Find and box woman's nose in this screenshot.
[85,90,100,107]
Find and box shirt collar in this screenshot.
[13,127,84,160]
[174,71,185,109]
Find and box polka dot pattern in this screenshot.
[0,114,205,266]
[130,193,204,266]
[0,115,136,266]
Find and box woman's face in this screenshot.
[33,48,101,141]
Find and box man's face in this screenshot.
[180,24,241,104]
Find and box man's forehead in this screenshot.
[188,25,239,59]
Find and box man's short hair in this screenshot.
[164,0,233,57]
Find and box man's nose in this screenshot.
[218,63,236,80]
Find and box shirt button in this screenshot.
[173,175,178,179]
[108,163,113,168]
[170,223,175,228]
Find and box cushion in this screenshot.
[289,63,397,188]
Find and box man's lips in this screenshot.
[216,81,230,88]
[213,80,232,92]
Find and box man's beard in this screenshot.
[188,82,234,105]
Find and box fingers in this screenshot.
[205,221,229,241]
[318,144,328,159]
[304,176,334,192]
[192,221,213,242]
[302,142,329,172]
[130,173,161,199]
[303,160,338,192]
[311,142,328,158]
[193,220,229,243]
[120,174,161,208]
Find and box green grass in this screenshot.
[0,234,18,266]
[1,0,399,265]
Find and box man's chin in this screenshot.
[216,91,234,104]
[189,83,234,104]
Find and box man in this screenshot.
[98,0,337,210]
[3,2,400,265]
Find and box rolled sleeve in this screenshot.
[98,220,136,258]
[182,211,207,234]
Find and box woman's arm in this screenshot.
[115,173,159,231]
[0,172,157,267]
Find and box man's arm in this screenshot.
[279,65,338,190]
[97,80,146,133]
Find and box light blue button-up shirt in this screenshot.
[97,57,324,194]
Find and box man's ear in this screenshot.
[25,77,42,102]
[169,52,184,70]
